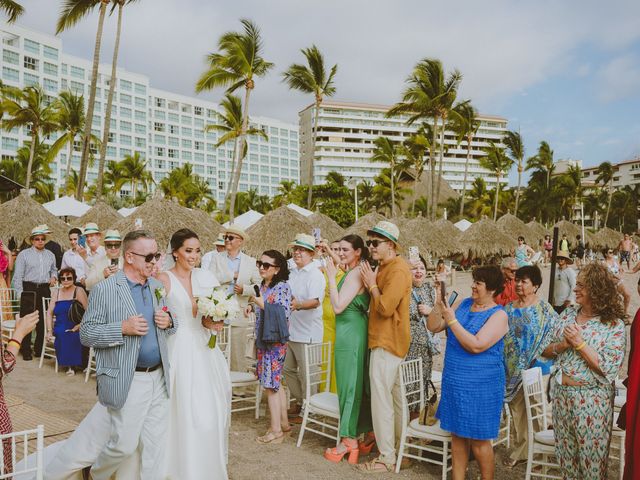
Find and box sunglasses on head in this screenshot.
[105,243,121,249]
[366,239,388,248]
[256,260,277,270]
[59,275,73,281]
[224,235,240,242]
[130,252,161,263]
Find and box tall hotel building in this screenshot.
[0,24,300,203]
[299,101,508,192]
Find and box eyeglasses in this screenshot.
[256,260,277,270]
[32,237,46,242]
[607,251,613,254]
[366,239,388,248]
[105,243,121,249]
[224,235,241,242]
[130,252,161,263]
[59,276,73,281]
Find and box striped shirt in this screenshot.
[13,247,57,294]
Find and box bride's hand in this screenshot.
[201,316,224,331]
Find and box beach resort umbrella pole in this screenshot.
[548,227,559,305]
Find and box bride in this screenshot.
[157,228,231,478]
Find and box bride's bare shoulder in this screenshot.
[156,271,171,293]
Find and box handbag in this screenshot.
[244,312,257,360]
[418,380,439,426]
[67,287,86,325]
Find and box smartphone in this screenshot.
[111,258,119,267]
[312,227,321,246]
[440,281,447,303]
[78,235,86,248]
[448,291,459,307]
[253,285,261,297]
[135,218,143,229]
[19,291,36,316]
[408,246,419,263]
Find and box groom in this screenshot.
[80,230,176,480]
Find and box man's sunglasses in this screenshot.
[224,235,241,242]
[105,243,121,249]
[130,252,161,263]
[32,237,46,242]
[256,260,276,270]
[366,239,388,248]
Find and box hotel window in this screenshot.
[120,121,132,132]
[194,129,204,140]
[206,109,216,118]
[70,81,84,94]
[43,78,58,92]
[155,110,166,120]
[135,137,145,148]
[153,122,165,132]
[206,143,216,152]
[23,39,39,54]
[182,127,192,137]
[43,45,58,60]
[108,132,116,143]
[120,79,132,91]
[134,83,146,95]
[24,56,38,71]
[2,67,19,82]
[182,151,192,160]
[154,135,166,144]
[168,112,179,122]
[181,104,191,114]
[168,101,179,111]
[134,97,146,108]
[2,49,18,65]
[43,62,57,75]
[168,137,179,147]
[120,135,132,146]
[120,148,131,157]
[194,106,203,116]
[1,137,18,150]
[194,141,203,151]
[194,153,204,162]
[182,139,192,149]
[134,110,145,121]
[157,159,165,169]
[70,65,85,79]
[121,107,132,118]
[135,124,145,134]
[168,148,177,158]
[120,93,132,105]
[24,73,38,87]
[181,115,192,125]
[168,124,178,135]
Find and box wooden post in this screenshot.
[548,227,559,305]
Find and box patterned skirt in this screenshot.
[256,343,287,391]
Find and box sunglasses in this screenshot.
[607,251,613,254]
[366,239,388,248]
[105,243,121,249]
[32,237,46,242]
[224,235,241,242]
[256,260,277,270]
[130,252,161,263]
[59,276,74,281]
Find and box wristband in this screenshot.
[8,338,21,348]
[369,285,379,294]
[575,341,587,351]
[447,319,458,327]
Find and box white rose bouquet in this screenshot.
[197,286,240,348]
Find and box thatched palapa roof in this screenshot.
[592,227,622,249]
[308,212,345,243]
[111,197,222,252]
[245,206,312,257]
[75,200,122,231]
[0,191,69,245]
[458,218,514,258]
[497,213,533,240]
[553,220,581,239]
[404,217,460,259]
[431,219,462,242]
[345,212,387,239]
[526,220,549,245]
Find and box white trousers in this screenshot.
[369,347,403,466]
[91,369,169,480]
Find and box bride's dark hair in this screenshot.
[170,228,199,260]
[261,250,289,287]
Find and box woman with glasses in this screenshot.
[502,265,557,468]
[603,248,631,318]
[542,263,626,479]
[247,250,292,444]
[46,267,88,376]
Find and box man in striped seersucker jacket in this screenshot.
[80,230,176,480]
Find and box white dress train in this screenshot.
[163,269,232,479]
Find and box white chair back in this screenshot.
[399,358,424,427]
[303,342,332,399]
[522,367,549,435]
[217,325,231,365]
[0,288,20,324]
[0,425,44,479]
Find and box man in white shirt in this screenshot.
[79,222,105,269]
[284,234,325,420]
[86,230,123,290]
[201,233,226,271]
[208,226,261,372]
[61,228,87,287]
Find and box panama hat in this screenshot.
[30,225,48,237]
[214,233,225,246]
[556,250,574,264]
[83,223,100,235]
[367,221,400,245]
[103,230,122,242]
[288,233,316,252]
[225,225,247,240]
[40,224,52,234]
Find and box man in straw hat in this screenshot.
[358,221,412,473]
[86,230,123,291]
[552,251,576,314]
[208,225,261,372]
[201,233,226,271]
[284,233,326,421]
[13,225,58,360]
[79,222,105,268]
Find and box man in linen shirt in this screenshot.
[553,250,576,314]
[61,228,87,287]
[284,233,325,420]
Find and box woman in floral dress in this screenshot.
[247,249,292,445]
[542,263,626,480]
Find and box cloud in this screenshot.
[596,54,640,103]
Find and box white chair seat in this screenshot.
[534,429,555,446]
[408,418,451,438]
[230,371,258,383]
[614,395,626,409]
[3,319,15,329]
[308,392,339,414]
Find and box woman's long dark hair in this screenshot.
[340,234,370,263]
[262,250,289,287]
[170,228,199,261]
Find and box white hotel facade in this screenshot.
[299,101,508,192]
[0,24,300,203]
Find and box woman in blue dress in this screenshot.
[428,265,508,480]
[45,268,87,375]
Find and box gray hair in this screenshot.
[501,257,516,268]
[123,230,155,253]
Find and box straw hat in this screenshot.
[225,225,247,240]
[214,233,225,246]
[40,224,52,234]
[30,225,48,237]
[83,222,100,235]
[367,221,400,245]
[288,233,316,252]
[104,230,122,242]
[556,250,573,264]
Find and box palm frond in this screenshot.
[0,0,24,23]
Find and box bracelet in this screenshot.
[369,285,379,293]
[447,319,458,327]
[575,341,587,351]
[8,338,21,348]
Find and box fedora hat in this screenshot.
[367,221,400,245]
[103,230,122,242]
[214,233,225,246]
[288,233,316,252]
[83,223,100,235]
[225,225,247,241]
[30,225,48,237]
[556,250,573,264]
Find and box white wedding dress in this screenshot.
[163,268,231,479]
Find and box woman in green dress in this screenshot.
[323,234,373,464]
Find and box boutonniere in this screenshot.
[154,287,166,303]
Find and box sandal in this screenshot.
[358,432,377,455]
[66,369,75,377]
[502,457,524,469]
[324,439,359,464]
[255,430,284,445]
[355,458,394,474]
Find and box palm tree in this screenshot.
[325,170,345,188]
[371,137,402,217]
[205,94,267,205]
[272,180,297,207]
[387,59,462,220]
[0,139,54,199]
[0,0,23,22]
[466,177,493,219]
[282,45,337,209]
[1,85,59,190]
[403,126,430,215]
[57,0,111,200]
[450,102,479,217]
[502,130,525,216]
[358,180,375,214]
[119,152,152,198]
[196,19,274,222]
[478,142,514,220]
[372,167,410,217]
[526,141,554,189]
[595,161,615,226]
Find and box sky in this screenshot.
[14,0,640,185]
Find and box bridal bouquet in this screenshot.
[197,287,240,348]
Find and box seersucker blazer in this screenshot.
[80,270,177,410]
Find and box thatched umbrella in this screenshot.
[404,217,460,259]
[526,220,549,247]
[345,212,387,239]
[244,206,312,257]
[553,220,581,239]
[75,200,123,231]
[112,197,222,252]
[497,213,533,241]
[592,227,622,249]
[308,212,345,243]
[0,191,69,245]
[458,218,514,258]
[431,219,462,242]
